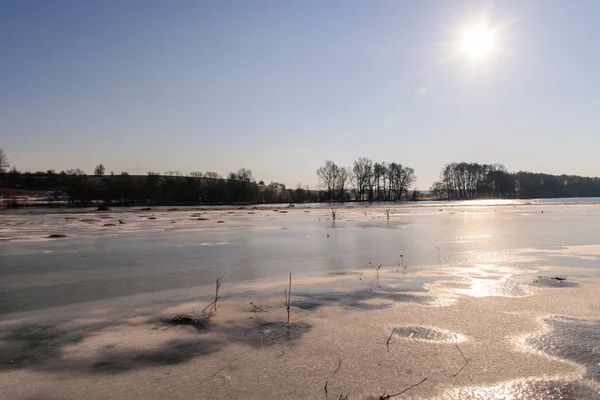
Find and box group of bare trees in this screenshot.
[432,162,600,199]
[431,162,511,199]
[317,158,417,202]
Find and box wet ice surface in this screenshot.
[440,378,600,399]
[2,205,600,314]
[2,204,600,399]
[392,326,466,343]
[525,316,600,382]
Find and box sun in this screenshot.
[460,23,495,59]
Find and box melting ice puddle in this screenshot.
[292,290,439,311]
[393,326,465,343]
[528,276,579,288]
[440,378,600,399]
[525,316,600,382]
[451,277,530,298]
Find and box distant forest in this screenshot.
[431,162,600,199]
[1,148,600,207]
[0,166,319,206]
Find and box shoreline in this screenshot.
[3,199,600,215]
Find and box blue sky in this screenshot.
[2,0,599,189]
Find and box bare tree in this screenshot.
[0,148,10,173]
[235,168,254,183]
[348,167,358,200]
[227,168,256,202]
[66,168,86,176]
[398,166,416,200]
[317,160,339,201]
[352,157,373,202]
[94,164,106,176]
[204,171,222,180]
[337,166,349,202]
[61,169,87,203]
[164,170,183,177]
[189,171,204,178]
[374,162,384,201]
[380,162,389,201]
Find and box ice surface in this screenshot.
[2,204,600,399]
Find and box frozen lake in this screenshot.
[1,204,599,314]
[1,204,600,399]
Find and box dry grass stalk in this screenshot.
[399,255,407,274]
[452,344,469,377]
[284,273,292,325]
[333,358,343,376]
[167,278,223,329]
[386,328,396,352]
[375,264,382,281]
[203,278,222,314]
[379,377,428,399]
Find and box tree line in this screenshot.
[4,146,600,206]
[317,158,417,202]
[0,167,323,206]
[431,162,600,199]
[0,148,327,206]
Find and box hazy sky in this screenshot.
[2,0,599,189]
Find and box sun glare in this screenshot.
[460,23,495,59]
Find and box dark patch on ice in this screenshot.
[375,277,440,293]
[89,338,221,373]
[443,378,600,399]
[328,271,361,276]
[526,316,600,382]
[292,275,459,311]
[393,326,465,343]
[293,289,439,311]
[0,317,222,374]
[529,276,579,288]
[220,317,311,348]
[0,323,88,371]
